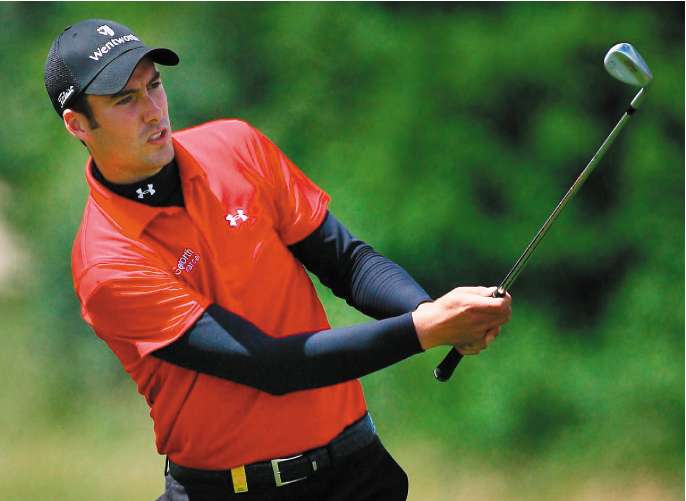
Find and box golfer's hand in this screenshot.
[455,325,501,356]
[412,286,511,351]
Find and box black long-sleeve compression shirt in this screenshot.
[289,212,431,319]
[154,305,422,395]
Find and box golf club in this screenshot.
[434,43,653,382]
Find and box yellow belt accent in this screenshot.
[230,465,248,493]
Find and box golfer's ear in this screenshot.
[63,108,89,141]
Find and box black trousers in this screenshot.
[158,437,408,501]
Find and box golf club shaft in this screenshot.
[433,88,646,382]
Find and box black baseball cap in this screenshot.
[44,19,179,116]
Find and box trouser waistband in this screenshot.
[168,413,377,493]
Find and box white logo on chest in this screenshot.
[136,184,156,199]
[226,209,248,227]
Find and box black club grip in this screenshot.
[433,348,463,381]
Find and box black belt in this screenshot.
[168,413,377,493]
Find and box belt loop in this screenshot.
[230,465,249,493]
[164,457,170,475]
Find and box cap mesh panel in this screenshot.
[44,38,80,116]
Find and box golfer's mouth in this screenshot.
[147,128,169,145]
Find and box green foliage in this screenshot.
[1,1,682,488]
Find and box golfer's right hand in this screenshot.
[412,286,512,351]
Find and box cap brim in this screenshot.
[85,46,179,95]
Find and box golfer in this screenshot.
[46,19,512,501]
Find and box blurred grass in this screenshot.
[2,291,682,500]
[2,407,683,501]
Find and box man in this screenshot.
[45,19,512,501]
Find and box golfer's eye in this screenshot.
[116,96,132,106]
[151,80,162,89]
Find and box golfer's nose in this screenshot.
[141,92,162,124]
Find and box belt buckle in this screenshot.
[271,455,307,487]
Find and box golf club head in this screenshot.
[604,43,653,88]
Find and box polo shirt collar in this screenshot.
[85,137,206,238]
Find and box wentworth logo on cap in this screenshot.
[89,33,140,62]
[96,25,115,37]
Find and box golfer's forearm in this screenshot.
[151,304,423,395]
[289,212,431,319]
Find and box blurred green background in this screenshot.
[0,2,683,499]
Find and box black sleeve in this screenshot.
[152,304,423,395]
[288,212,432,319]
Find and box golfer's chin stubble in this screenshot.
[147,137,175,169]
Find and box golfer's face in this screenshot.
[86,57,174,178]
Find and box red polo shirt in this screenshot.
[72,119,367,469]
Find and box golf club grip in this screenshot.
[433,348,463,381]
